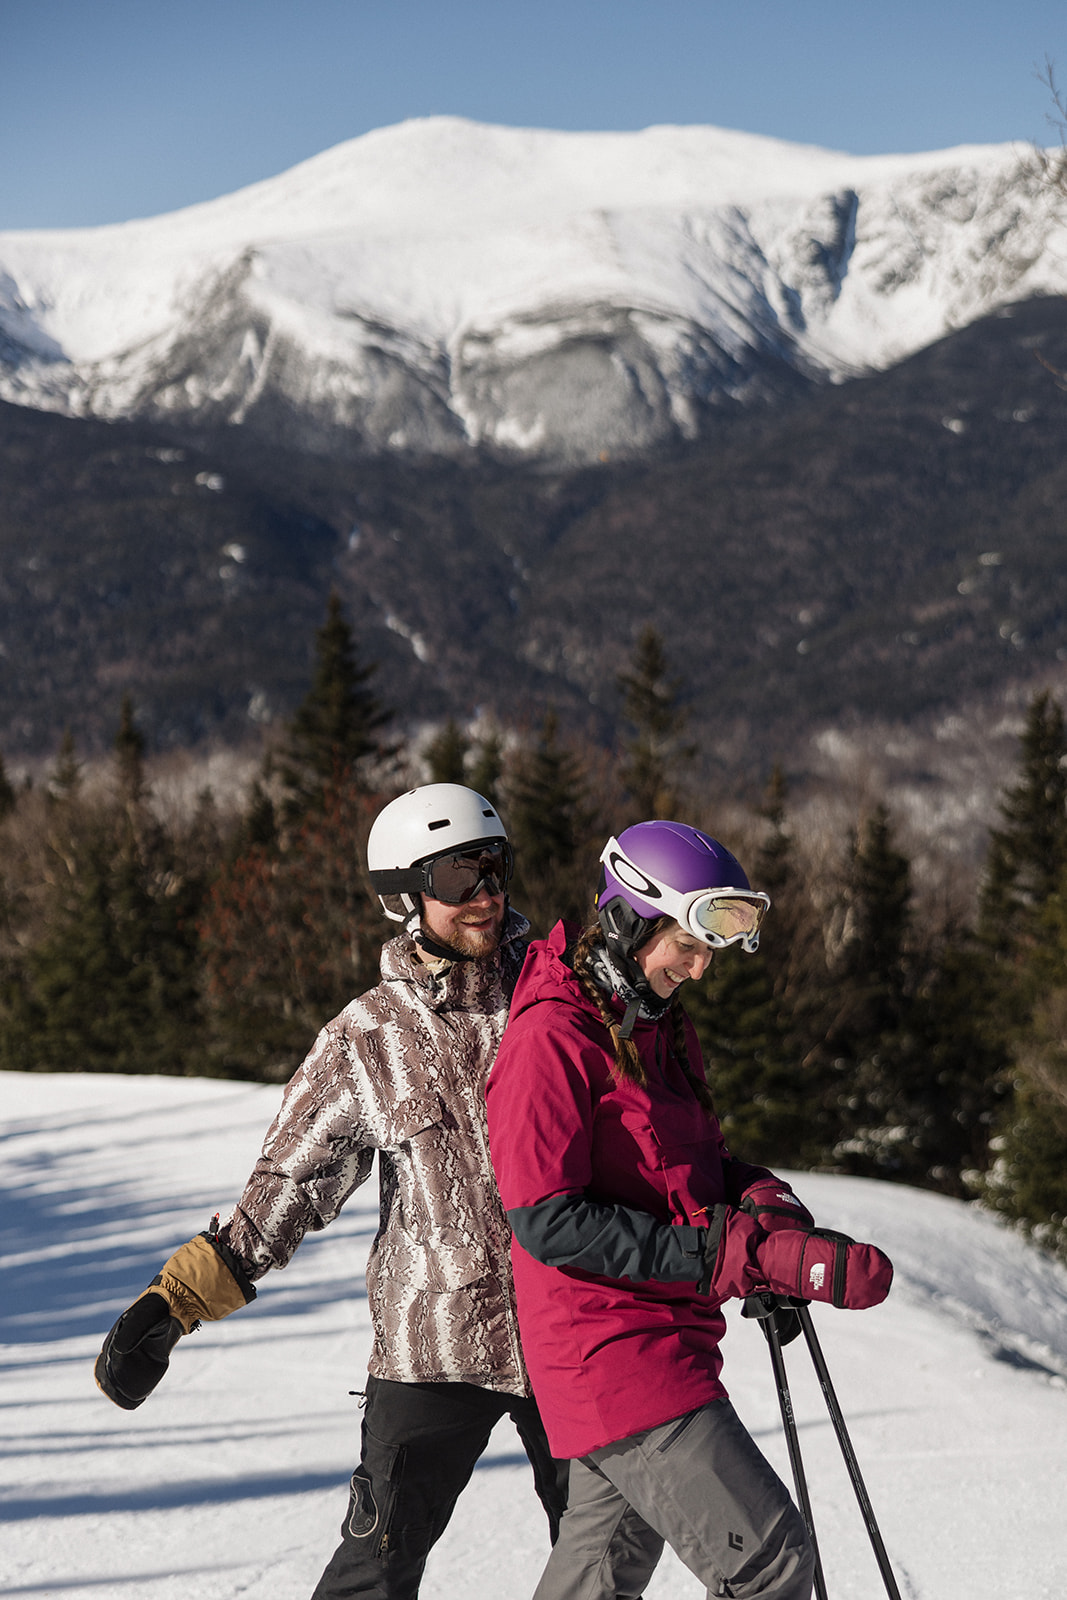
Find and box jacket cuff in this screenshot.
[151,1233,256,1332]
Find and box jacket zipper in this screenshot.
[467,1075,527,1382]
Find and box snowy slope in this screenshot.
[1,119,1063,461]
[2,1071,1066,1599]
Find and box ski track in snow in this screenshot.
[1,1071,1066,1599]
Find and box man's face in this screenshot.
[420,884,506,960]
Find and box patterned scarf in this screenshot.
[587,944,671,1036]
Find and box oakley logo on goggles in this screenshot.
[600,838,769,952]
[372,842,513,905]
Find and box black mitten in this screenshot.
[94,1224,256,1412]
[94,1291,185,1411]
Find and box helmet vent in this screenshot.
[427,818,450,831]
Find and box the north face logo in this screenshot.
[808,1261,826,1291]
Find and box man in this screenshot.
[94,783,659,1600]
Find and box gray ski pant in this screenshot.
[533,1398,813,1600]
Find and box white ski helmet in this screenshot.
[367,783,511,928]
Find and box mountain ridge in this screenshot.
[1,119,1062,464]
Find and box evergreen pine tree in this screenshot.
[981,1077,1067,1261]
[506,711,597,934]
[686,943,802,1163]
[469,728,504,805]
[913,933,1012,1195]
[754,765,792,895]
[278,591,391,818]
[0,806,204,1077]
[684,772,823,1168]
[49,728,82,803]
[0,750,15,819]
[842,805,912,997]
[113,693,146,806]
[972,691,1067,1246]
[977,854,1067,1255]
[979,690,1067,956]
[0,710,206,1076]
[198,783,382,1079]
[424,719,470,785]
[821,803,989,1189]
[236,777,278,854]
[197,597,396,1077]
[617,626,694,821]
[826,804,918,1177]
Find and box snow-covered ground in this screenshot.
[2,1070,1066,1599]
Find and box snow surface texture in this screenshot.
[1,119,1065,463]
[3,1073,1067,1598]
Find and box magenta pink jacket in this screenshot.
[486,921,784,1458]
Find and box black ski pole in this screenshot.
[743,1295,829,1600]
[795,1303,902,1600]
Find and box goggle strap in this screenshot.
[370,865,425,896]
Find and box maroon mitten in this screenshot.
[756,1227,893,1308]
[705,1210,893,1309]
[739,1178,814,1231]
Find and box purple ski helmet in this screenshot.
[597,821,769,969]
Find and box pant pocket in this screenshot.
[345,1468,380,1541]
[344,1433,405,1556]
[654,1407,701,1454]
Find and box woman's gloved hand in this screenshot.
[738,1178,814,1231]
[698,1207,893,1310]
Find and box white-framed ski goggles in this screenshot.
[599,837,770,953]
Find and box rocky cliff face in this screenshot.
[1,120,1062,464]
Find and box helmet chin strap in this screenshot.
[618,996,643,1041]
[400,898,469,963]
[412,925,477,963]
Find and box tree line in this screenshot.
[1,593,1065,1262]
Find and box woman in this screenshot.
[486,821,893,1600]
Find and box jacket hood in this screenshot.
[507,919,583,1019]
[509,918,664,1035]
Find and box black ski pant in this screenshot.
[310,1375,570,1600]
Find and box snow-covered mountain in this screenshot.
[1,119,1064,463]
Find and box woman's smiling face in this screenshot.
[635,920,713,999]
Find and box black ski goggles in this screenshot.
[422,842,513,904]
[372,840,513,905]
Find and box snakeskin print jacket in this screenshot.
[218,909,531,1395]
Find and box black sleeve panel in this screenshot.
[507,1191,709,1284]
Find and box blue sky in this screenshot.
[3,0,1066,230]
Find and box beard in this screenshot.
[437,919,503,960]
[420,903,505,961]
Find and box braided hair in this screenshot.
[571,921,716,1117]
